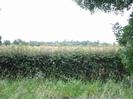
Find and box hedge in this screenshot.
[0,46,127,80]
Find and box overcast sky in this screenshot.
[0,0,131,43]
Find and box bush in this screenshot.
[0,46,127,80]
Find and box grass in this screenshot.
[0,78,133,99]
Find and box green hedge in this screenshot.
[0,46,127,80]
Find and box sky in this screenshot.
[0,0,131,43]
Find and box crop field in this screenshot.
[0,45,132,99]
[0,45,119,55]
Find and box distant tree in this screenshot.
[13,39,22,45]
[13,39,28,45]
[3,40,11,46]
[29,41,41,46]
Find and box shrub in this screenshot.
[0,46,127,80]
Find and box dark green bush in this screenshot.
[0,46,127,80]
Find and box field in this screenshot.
[0,45,119,56]
[0,45,133,99]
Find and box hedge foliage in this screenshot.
[0,46,127,80]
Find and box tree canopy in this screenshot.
[74,0,133,12]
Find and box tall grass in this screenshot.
[0,78,133,99]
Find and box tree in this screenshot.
[113,12,133,73]
[74,0,133,12]
[112,22,125,45]
[13,39,28,45]
[13,39,22,45]
[74,0,133,73]
[3,40,11,46]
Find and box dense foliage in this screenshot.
[74,0,133,12]
[113,12,133,73]
[0,46,127,80]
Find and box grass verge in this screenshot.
[0,78,133,99]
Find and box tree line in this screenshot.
[0,36,114,46]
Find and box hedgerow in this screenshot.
[0,46,127,80]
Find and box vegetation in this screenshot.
[113,12,133,73]
[74,0,133,73]
[74,0,133,74]
[3,40,11,46]
[0,45,126,80]
[13,39,28,45]
[0,78,133,99]
[74,0,133,12]
[1,38,114,46]
[1,1,133,98]
[0,45,132,99]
